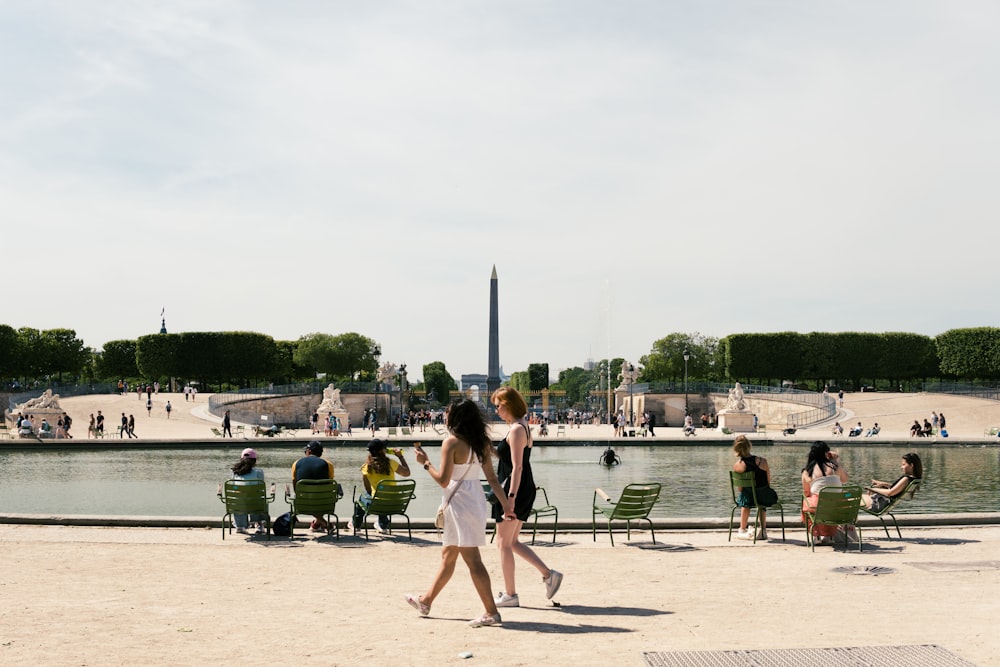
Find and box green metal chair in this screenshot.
[862,478,921,539]
[285,479,342,538]
[592,483,661,546]
[353,479,417,541]
[218,479,274,540]
[728,470,785,543]
[803,485,863,552]
[485,485,559,545]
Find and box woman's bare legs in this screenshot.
[496,518,550,595]
[420,546,459,607]
[459,547,500,616]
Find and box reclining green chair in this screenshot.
[862,478,921,539]
[285,479,342,538]
[728,470,786,543]
[803,484,863,552]
[219,479,274,540]
[592,482,661,546]
[353,479,417,541]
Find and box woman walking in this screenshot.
[406,399,509,628]
[490,386,563,608]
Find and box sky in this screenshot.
[3,1,999,384]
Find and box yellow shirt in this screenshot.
[361,459,399,495]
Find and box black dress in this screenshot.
[492,423,536,522]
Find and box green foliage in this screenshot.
[137,332,282,385]
[936,328,1000,379]
[510,371,530,395]
[422,361,457,405]
[98,340,139,379]
[640,333,720,382]
[0,324,20,378]
[293,332,379,380]
[527,363,549,390]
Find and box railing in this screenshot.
[924,381,1000,401]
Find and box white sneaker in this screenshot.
[736,529,752,540]
[543,570,563,599]
[495,592,519,607]
[235,527,248,534]
[374,517,388,534]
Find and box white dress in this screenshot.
[441,452,488,547]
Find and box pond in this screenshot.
[0,444,996,519]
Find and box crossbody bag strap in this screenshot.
[442,448,476,509]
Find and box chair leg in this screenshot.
[890,513,901,540]
[647,518,656,545]
[607,520,615,547]
[728,507,738,542]
[551,510,558,544]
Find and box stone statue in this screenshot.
[318,384,346,411]
[377,362,398,386]
[725,383,747,411]
[16,389,61,411]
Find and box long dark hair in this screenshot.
[366,440,391,475]
[232,456,256,476]
[446,399,491,463]
[903,452,923,479]
[802,441,833,475]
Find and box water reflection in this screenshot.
[0,444,996,519]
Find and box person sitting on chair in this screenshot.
[230,448,268,534]
[910,420,923,437]
[862,452,922,512]
[831,422,844,436]
[848,422,863,437]
[921,419,933,437]
[352,439,410,532]
[864,422,880,437]
[732,435,778,541]
[801,441,850,546]
[292,441,335,531]
[599,446,621,466]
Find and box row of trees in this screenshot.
[5,321,1000,407]
[1,324,462,403]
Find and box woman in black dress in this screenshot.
[490,387,563,609]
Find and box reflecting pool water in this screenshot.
[0,444,996,519]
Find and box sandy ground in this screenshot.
[8,389,1000,443]
[0,523,998,666]
[3,390,1000,665]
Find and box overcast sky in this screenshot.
[3,1,998,383]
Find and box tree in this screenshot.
[0,324,20,379]
[98,340,139,380]
[422,361,457,406]
[40,328,89,381]
[527,363,549,391]
[640,333,721,383]
[293,332,379,380]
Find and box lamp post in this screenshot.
[370,344,381,426]
[683,347,690,416]
[399,364,406,426]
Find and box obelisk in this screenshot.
[487,265,500,396]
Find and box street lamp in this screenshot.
[370,344,381,425]
[399,364,408,426]
[683,347,690,416]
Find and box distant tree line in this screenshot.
[6,322,1000,405]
